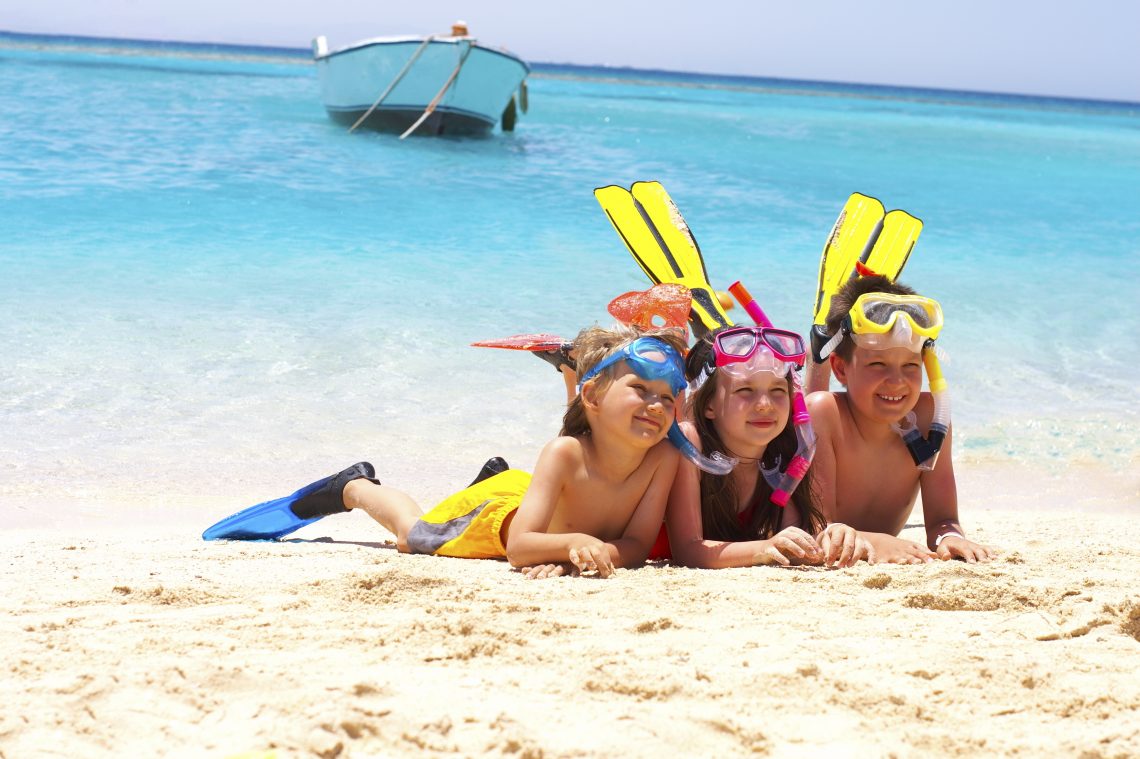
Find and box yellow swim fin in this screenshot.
[812,192,885,326]
[862,208,922,282]
[594,181,733,337]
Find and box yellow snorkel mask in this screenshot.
[818,293,943,358]
[817,292,951,472]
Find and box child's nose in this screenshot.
[886,365,908,383]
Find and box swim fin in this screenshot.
[811,192,885,327]
[862,208,922,283]
[595,181,733,339]
[468,456,510,487]
[811,195,923,327]
[202,461,378,541]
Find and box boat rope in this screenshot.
[399,39,476,139]
[348,35,436,133]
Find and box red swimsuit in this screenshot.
[647,501,758,561]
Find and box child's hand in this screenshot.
[870,534,936,564]
[753,527,823,567]
[817,523,869,568]
[936,536,994,563]
[569,541,615,578]
[520,563,571,580]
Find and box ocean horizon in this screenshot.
[2,30,1137,528]
[4,29,1139,109]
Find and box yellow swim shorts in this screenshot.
[406,469,531,559]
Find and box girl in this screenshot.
[658,326,867,568]
[204,325,692,579]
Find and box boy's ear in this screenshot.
[830,353,849,386]
[579,379,602,410]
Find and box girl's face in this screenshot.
[703,369,791,457]
[590,364,677,448]
[833,345,923,424]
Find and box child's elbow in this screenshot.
[503,541,527,568]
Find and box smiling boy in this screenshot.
[805,275,993,564]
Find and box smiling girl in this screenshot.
[656,325,867,569]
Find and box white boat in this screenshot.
[312,22,529,137]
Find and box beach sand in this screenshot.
[3,463,1138,758]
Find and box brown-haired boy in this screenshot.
[805,275,993,564]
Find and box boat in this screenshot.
[312,21,529,138]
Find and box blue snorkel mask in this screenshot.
[578,337,735,476]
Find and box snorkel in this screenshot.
[578,336,736,476]
[727,281,817,507]
[817,292,951,471]
[892,347,950,471]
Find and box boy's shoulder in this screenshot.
[806,390,843,430]
[542,434,587,463]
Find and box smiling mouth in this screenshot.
[877,393,906,402]
[635,416,663,430]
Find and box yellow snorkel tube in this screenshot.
[818,293,951,471]
[890,345,950,471]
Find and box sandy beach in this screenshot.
[2,463,1138,758]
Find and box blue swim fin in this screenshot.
[202,462,377,541]
[201,493,324,541]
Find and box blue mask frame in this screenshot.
[577,337,686,395]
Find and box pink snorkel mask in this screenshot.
[714,326,805,380]
[723,281,817,508]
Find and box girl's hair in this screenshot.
[559,324,688,438]
[684,330,826,538]
[826,274,917,361]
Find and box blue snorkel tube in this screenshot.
[668,422,736,475]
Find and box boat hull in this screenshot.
[314,37,529,136]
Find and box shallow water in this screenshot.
[2,34,1138,524]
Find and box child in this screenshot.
[658,326,868,569]
[806,275,993,564]
[206,325,687,580]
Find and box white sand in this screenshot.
[2,463,1139,758]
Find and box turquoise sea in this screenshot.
[2,33,1138,526]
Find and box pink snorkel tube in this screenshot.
[727,281,818,508]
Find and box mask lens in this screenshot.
[718,331,759,358]
[862,300,900,326]
[764,331,805,358]
[862,299,935,329]
[629,340,686,394]
[719,345,791,378]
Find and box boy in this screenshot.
[204,326,685,580]
[805,275,993,564]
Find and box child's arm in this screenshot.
[805,391,841,520]
[606,444,681,568]
[808,391,931,565]
[504,437,616,575]
[665,426,823,568]
[919,425,994,563]
[804,359,831,394]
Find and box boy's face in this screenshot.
[832,345,923,423]
[589,364,677,447]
